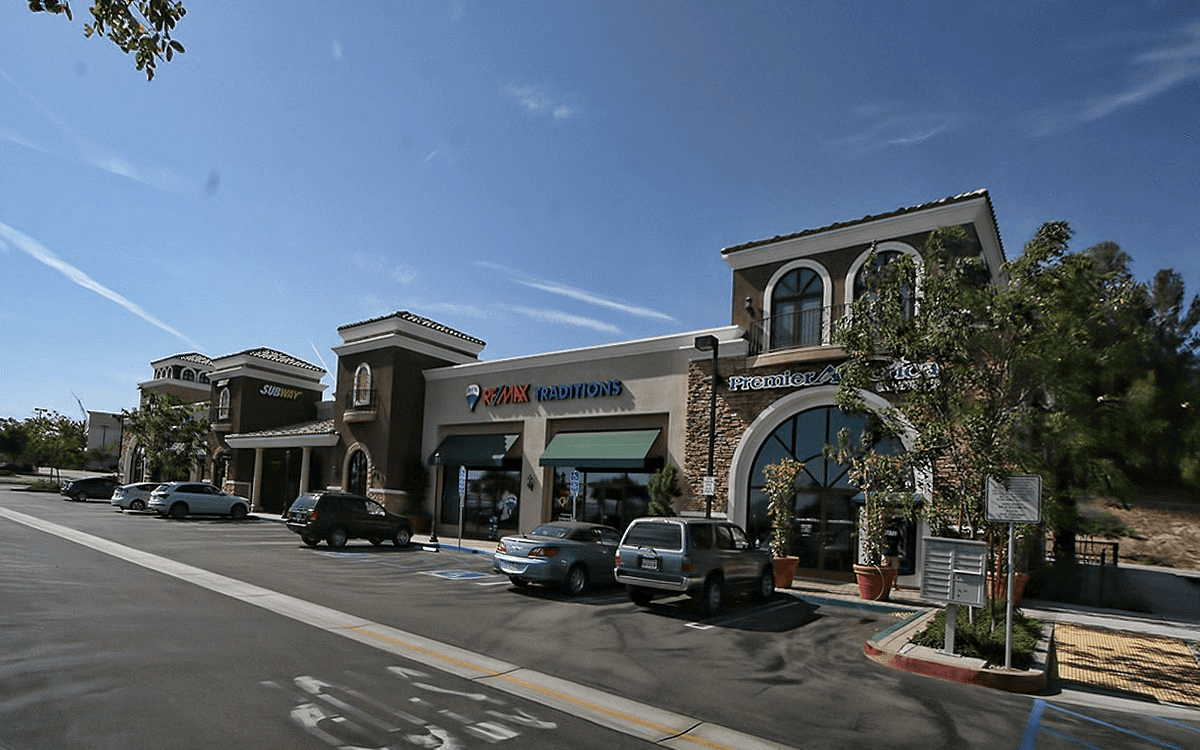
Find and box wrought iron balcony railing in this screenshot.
[747,304,851,355]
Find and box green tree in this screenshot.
[0,418,31,469]
[24,409,87,480]
[28,0,186,80]
[647,464,680,516]
[121,392,209,481]
[833,222,1154,572]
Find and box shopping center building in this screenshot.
[123,189,1005,585]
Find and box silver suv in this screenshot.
[614,517,774,614]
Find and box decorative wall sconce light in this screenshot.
[526,474,536,491]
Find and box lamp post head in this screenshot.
[694,334,719,353]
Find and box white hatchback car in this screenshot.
[149,482,251,520]
[111,482,162,511]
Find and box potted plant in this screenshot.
[762,457,804,589]
[828,429,916,600]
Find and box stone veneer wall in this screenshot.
[683,357,844,515]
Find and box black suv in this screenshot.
[60,476,121,502]
[284,491,413,549]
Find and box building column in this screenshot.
[252,447,264,512]
[299,446,312,494]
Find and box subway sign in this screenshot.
[260,383,305,400]
[467,379,624,411]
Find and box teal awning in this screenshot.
[429,434,519,466]
[539,429,661,469]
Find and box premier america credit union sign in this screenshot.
[725,361,938,393]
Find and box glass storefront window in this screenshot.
[439,465,520,538]
[551,469,650,532]
[746,405,905,579]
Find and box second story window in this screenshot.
[770,267,825,349]
[217,387,230,421]
[850,244,919,319]
[352,363,373,407]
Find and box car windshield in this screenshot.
[530,524,571,539]
[623,523,682,551]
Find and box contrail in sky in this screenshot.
[0,220,200,349]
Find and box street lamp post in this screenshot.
[694,335,719,519]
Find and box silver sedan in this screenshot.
[111,482,162,511]
[492,521,621,595]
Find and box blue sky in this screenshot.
[2,1,1197,421]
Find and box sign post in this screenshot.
[986,474,1042,669]
[569,470,581,521]
[457,465,467,550]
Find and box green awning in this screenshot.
[429,434,519,466]
[539,429,661,469]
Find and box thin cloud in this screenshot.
[0,67,192,193]
[503,84,578,120]
[0,220,200,349]
[1027,21,1200,136]
[499,305,622,335]
[475,261,678,323]
[832,107,958,151]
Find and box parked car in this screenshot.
[111,482,162,511]
[284,491,413,549]
[149,482,251,520]
[613,517,774,614]
[493,521,621,595]
[60,475,120,502]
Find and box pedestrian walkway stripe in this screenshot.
[0,508,795,750]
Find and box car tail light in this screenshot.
[308,511,318,522]
[613,552,621,566]
[682,562,694,574]
[496,541,507,554]
[529,546,560,558]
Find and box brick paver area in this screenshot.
[1055,622,1200,707]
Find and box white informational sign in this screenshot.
[921,537,987,607]
[702,476,715,496]
[986,475,1042,523]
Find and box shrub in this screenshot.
[910,601,1045,669]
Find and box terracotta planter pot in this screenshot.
[989,571,1029,604]
[853,563,896,601]
[773,556,799,589]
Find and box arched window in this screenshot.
[181,369,195,382]
[770,267,825,349]
[745,406,904,578]
[348,450,368,495]
[198,372,210,384]
[352,363,373,407]
[849,242,919,319]
[217,388,231,421]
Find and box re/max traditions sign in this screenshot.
[726,361,939,393]
[467,379,624,410]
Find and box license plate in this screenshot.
[639,557,659,571]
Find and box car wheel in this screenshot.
[169,502,188,520]
[509,577,530,588]
[369,537,383,546]
[301,534,320,548]
[73,491,87,502]
[755,566,775,601]
[130,499,146,511]
[229,504,248,520]
[391,526,412,547]
[628,587,653,607]
[562,565,588,596]
[699,575,725,615]
[327,527,348,548]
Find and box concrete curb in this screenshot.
[863,608,1055,693]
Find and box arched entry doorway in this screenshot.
[347,449,369,495]
[737,389,904,582]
